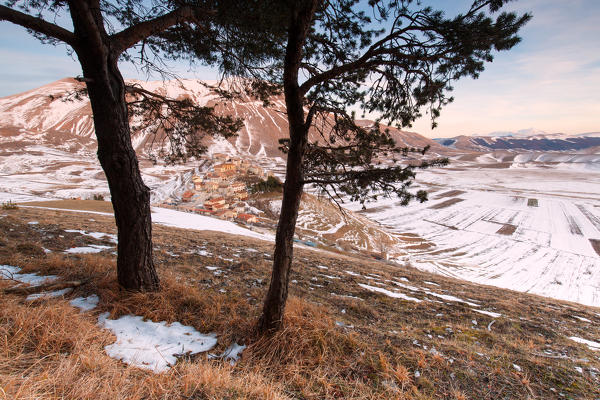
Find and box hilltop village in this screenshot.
[160,154,275,225]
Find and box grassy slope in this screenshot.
[250,192,405,256]
[1,204,599,399]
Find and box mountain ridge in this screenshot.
[0,77,450,160]
[434,133,600,152]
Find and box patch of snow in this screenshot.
[424,290,480,307]
[26,288,72,301]
[220,342,246,365]
[98,313,217,373]
[151,207,272,241]
[569,336,600,351]
[20,205,113,216]
[70,294,99,311]
[330,292,364,301]
[473,309,502,318]
[65,229,118,243]
[0,265,58,286]
[513,364,522,372]
[345,270,360,276]
[358,283,422,302]
[390,280,421,292]
[572,315,591,323]
[28,221,39,225]
[65,245,113,254]
[316,265,328,270]
[205,266,219,271]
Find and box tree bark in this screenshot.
[257,0,317,333]
[69,0,159,291]
[257,125,308,333]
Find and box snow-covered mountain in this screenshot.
[434,131,600,152]
[0,77,447,159]
[0,77,449,201]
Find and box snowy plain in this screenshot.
[346,162,600,307]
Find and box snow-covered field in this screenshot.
[347,163,600,307]
[0,145,198,203]
[1,139,599,308]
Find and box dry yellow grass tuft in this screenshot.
[0,293,287,399]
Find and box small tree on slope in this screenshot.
[254,0,531,333]
[0,0,264,290]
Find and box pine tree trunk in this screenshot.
[85,66,159,291]
[70,2,159,291]
[257,0,316,333]
[257,126,307,332]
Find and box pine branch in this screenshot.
[0,5,76,47]
[111,6,212,54]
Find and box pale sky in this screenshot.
[0,0,598,138]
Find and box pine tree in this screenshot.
[0,0,262,290]
[253,0,531,333]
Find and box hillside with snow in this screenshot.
[0,78,448,202]
[1,78,600,309]
[434,131,600,152]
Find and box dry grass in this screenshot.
[527,198,538,207]
[20,199,114,213]
[590,239,600,257]
[428,198,465,210]
[496,224,517,235]
[0,295,286,399]
[433,190,466,199]
[1,206,600,399]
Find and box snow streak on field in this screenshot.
[348,166,600,307]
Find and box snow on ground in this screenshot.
[26,288,72,301]
[473,309,502,318]
[358,275,483,308]
[423,290,480,307]
[0,265,58,286]
[150,207,273,241]
[209,342,246,366]
[0,191,50,203]
[358,283,423,302]
[20,205,113,216]
[572,315,591,323]
[65,229,117,243]
[70,294,99,311]
[65,245,113,254]
[569,336,600,351]
[3,147,600,307]
[347,165,600,307]
[98,313,218,373]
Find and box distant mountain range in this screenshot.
[434,130,600,152]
